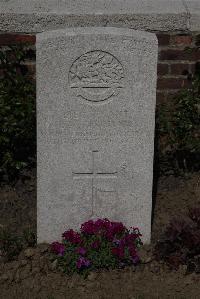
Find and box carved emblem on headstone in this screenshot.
[69,50,124,102]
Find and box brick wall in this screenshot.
[0,32,200,105]
[156,32,200,105]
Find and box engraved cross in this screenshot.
[73,151,118,216]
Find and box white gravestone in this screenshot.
[37,27,158,243]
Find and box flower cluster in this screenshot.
[81,219,126,240]
[51,218,142,275]
[51,241,65,256]
[62,229,82,244]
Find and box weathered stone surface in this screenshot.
[185,0,200,31]
[0,0,198,32]
[37,27,157,244]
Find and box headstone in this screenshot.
[37,27,158,244]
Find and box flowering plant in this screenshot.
[51,218,142,276]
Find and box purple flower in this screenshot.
[76,257,91,269]
[51,242,65,256]
[81,218,126,241]
[110,221,126,235]
[76,247,87,255]
[112,238,121,246]
[129,245,140,264]
[81,220,98,235]
[80,219,110,235]
[131,255,140,265]
[62,229,82,244]
[119,232,141,247]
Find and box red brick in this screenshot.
[157,63,169,76]
[0,34,36,46]
[156,34,170,46]
[171,35,193,46]
[157,78,192,90]
[159,49,196,61]
[170,63,190,75]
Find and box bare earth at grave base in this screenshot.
[0,170,200,298]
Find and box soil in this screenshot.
[0,170,200,299]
